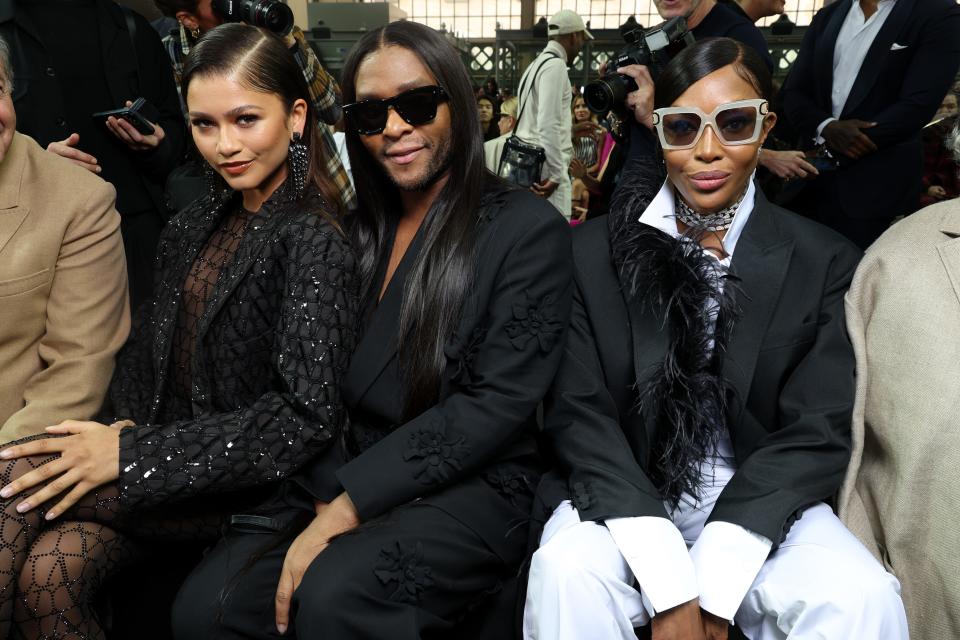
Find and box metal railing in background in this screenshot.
[300,4,806,100]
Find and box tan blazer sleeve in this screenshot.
[838,265,882,561]
[0,182,130,443]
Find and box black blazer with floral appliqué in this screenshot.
[303,184,571,560]
[101,186,359,511]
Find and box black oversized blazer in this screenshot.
[101,188,359,512]
[311,186,572,559]
[543,188,862,544]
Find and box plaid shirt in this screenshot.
[163,24,357,211]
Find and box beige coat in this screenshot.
[0,133,129,443]
[840,199,960,640]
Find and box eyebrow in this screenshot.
[187,104,264,119]
[356,79,434,101]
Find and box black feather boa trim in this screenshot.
[609,159,741,508]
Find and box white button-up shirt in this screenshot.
[514,40,573,186]
[815,0,899,142]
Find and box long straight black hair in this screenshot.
[181,23,341,213]
[341,21,487,419]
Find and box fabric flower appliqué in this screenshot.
[484,469,533,508]
[374,541,435,604]
[477,187,511,225]
[571,481,593,511]
[403,419,471,484]
[445,326,487,387]
[504,292,562,353]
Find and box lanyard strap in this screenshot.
[513,51,560,134]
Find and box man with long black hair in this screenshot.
[171,20,572,640]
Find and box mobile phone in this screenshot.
[92,97,156,135]
[808,156,838,173]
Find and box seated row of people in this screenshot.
[1,22,947,639]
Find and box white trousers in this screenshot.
[523,501,908,640]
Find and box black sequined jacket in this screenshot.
[101,187,359,511]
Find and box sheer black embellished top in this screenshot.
[167,204,256,418]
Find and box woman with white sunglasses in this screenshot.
[524,37,908,640]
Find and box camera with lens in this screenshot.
[211,0,294,36]
[584,16,694,117]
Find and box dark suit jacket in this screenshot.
[315,185,572,560]
[542,189,861,544]
[102,187,359,512]
[0,0,185,217]
[782,0,960,220]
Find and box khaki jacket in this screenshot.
[0,133,129,443]
[840,199,960,640]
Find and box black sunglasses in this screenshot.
[343,85,448,135]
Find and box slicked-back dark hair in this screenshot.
[655,37,773,109]
[341,20,486,419]
[181,23,340,212]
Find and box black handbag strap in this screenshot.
[512,51,560,136]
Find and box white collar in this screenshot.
[544,40,568,63]
[638,174,757,261]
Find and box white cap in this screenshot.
[548,9,594,40]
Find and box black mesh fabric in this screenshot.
[169,205,256,411]
[0,187,359,639]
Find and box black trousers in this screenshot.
[171,479,531,640]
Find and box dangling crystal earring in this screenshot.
[288,132,309,199]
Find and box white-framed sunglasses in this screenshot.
[652,98,770,150]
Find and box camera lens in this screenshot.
[584,73,638,116]
[254,1,294,35]
[251,0,294,34]
[584,79,616,115]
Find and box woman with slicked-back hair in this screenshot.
[0,23,357,639]
[172,19,572,640]
[525,37,907,640]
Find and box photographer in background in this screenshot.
[0,0,185,311]
[154,0,357,213]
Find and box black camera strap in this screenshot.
[512,51,559,138]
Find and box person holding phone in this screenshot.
[0,0,186,311]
